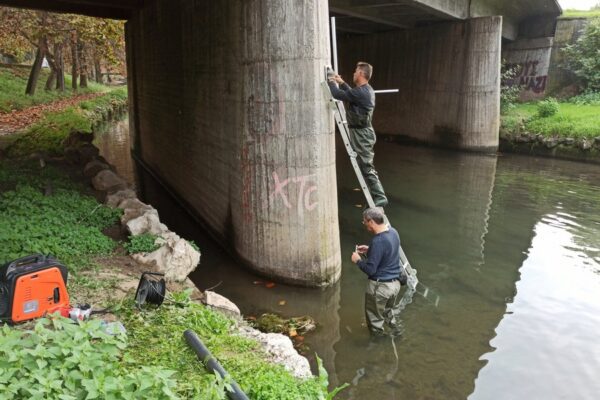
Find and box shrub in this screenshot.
[500,61,522,114]
[537,98,559,117]
[567,90,600,105]
[563,18,600,92]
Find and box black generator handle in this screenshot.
[5,254,47,269]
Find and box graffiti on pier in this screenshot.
[268,171,318,215]
[505,60,548,94]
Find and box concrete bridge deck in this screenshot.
[1,0,562,286]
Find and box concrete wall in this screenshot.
[126,0,341,287]
[338,16,502,152]
[546,18,589,97]
[503,37,554,101]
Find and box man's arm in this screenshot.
[327,81,364,103]
[355,240,383,277]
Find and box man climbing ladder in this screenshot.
[327,61,388,208]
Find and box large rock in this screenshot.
[544,137,559,148]
[84,160,111,178]
[238,325,312,379]
[580,138,592,151]
[125,209,167,235]
[106,189,137,208]
[203,290,241,316]
[131,231,200,282]
[92,170,128,193]
[77,143,100,164]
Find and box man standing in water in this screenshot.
[352,207,403,336]
[327,62,388,207]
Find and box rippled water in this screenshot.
[99,118,600,399]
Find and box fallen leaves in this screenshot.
[0,93,103,135]
[253,280,276,289]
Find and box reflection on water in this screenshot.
[93,115,135,186]
[100,114,600,399]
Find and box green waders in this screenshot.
[346,109,388,207]
[365,280,402,335]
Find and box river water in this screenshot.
[97,119,600,400]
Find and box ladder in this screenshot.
[321,79,420,292]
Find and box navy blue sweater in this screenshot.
[357,227,401,281]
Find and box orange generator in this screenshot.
[0,254,70,323]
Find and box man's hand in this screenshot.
[333,74,344,84]
[356,245,368,254]
[351,252,361,263]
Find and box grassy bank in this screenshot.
[0,65,107,113]
[0,159,340,399]
[561,9,600,18]
[501,101,600,139]
[4,87,127,157]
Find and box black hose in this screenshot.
[183,330,249,400]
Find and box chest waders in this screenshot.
[346,109,388,207]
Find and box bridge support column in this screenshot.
[338,16,502,152]
[126,0,340,286]
[237,0,341,286]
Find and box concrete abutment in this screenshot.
[338,16,502,152]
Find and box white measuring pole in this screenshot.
[331,16,338,73]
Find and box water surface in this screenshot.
[100,119,600,399]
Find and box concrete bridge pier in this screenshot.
[126,0,341,287]
[338,16,503,152]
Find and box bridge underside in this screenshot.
[0,0,560,286]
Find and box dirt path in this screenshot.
[0,92,103,136]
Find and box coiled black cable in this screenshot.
[135,272,166,307]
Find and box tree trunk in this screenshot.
[25,47,44,96]
[45,70,56,91]
[55,42,65,92]
[78,39,88,88]
[70,30,78,90]
[94,59,102,84]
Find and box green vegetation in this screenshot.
[0,160,345,400]
[0,317,179,399]
[119,294,343,399]
[566,91,600,105]
[0,66,107,113]
[0,161,122,269]
[5,87,127,157]
[563,18,600,92]
[561,9,600,18]
[501,101,600,139]
[536,98,559,118]
[124,233,161,254]
[500,62,521,115]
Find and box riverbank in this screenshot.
[500,100,600,163]
[0,79,340,397]
[0,147,337,399]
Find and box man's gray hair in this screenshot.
[357,62,373,80]
[363,207,385,224]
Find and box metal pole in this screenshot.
[331,16,338,73]
[373,89,399,94]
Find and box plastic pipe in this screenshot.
[183,330,249,400]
